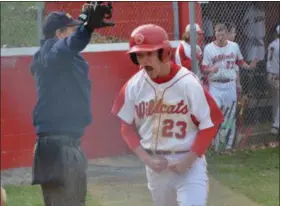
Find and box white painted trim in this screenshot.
[1,41,181,57]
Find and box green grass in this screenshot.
[207,147,280,206]
[1,2,38,47]
[3,185,102,206]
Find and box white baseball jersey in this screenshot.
[175,41,202,66]
[243,5,265,40]
[202,41,244,81]
[267,38,280,75]
[113,67,216,152]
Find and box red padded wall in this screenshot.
[0,51,138,170]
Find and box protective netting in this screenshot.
[1,2,176,47]
[197,2,280,152]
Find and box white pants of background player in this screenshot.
[209,80,237,150]
[146,153,208,206]
[267,74,280,129]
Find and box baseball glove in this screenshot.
[79,1,115,31]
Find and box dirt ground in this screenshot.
[87,155,261,206]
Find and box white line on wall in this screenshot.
[1,41,181,57]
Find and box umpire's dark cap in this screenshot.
[43,11,81,38]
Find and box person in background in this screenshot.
[267,25,280,135]
[241,2,265,96]
[174,23,204,78]
[202,23,257,151]
[201,3,214,45]
[30,3,114,206]
[242,2,266,62]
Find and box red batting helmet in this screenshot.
[128,24,172,65]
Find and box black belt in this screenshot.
[38,132,62,138]
[145,149,190,155]
[38,132,80,138]
[212,79,234,83]
[37,133,80,147]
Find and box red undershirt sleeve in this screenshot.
[120,120,141,151]
[236,59,246,66]
[191,125,219,156]
[178,44,192,70]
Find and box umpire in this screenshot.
[30,2,114,206]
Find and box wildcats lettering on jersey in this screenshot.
[212,52,235,64]
[135,99,188,119]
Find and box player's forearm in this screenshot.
[201,65,216,74]
[240,60,257,70]
[133,146,151,164]
[191,125,219,156]
[120,121,141,151]
[240,62,252,69]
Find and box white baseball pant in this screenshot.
[146,153,208,206]
[267,74,280,129]
[209,80,237,150]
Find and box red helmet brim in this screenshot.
[127,44,163,54]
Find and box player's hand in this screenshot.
[206,65,219,73]
[168,152,198,175]
[249,59,258,69]
[146,155,168,173]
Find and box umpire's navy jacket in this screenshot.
[31,25,92,138]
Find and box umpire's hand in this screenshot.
[79,1,115,31]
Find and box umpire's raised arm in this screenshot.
[44,2,115,57]
[30,2,114,206]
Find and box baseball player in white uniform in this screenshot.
[202,23,257,150]
[242,2,266,61]
[267,25,280,134]
[112,24,224,206]
[175,23,203,72]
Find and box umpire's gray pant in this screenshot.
[32,135,87,206]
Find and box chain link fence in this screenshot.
[1,2,177,48]
[194,2,280,152]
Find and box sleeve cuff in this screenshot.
[191,125,219,156]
